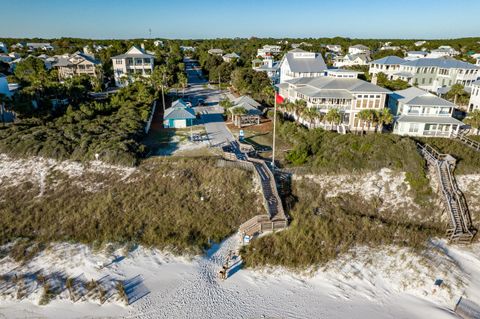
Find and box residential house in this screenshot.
[472,54,480,66]
[427,46,459,58]
[368,56,406,79]
[208,48,224,56]
[257,45,282,58]
[389,87,463,137]
[153,40,164,47]
[180,46,196,52]
[163,99,196,128]
[291,42,312,49]
[25,43,54,51]
[53,52,102,80]
[369,56,480,92]
[326,69,362,79]
[252,55,279,83]
[278,49,327,83]
[348,44,370,55]
[380,45,402,51]
[469,80,480,112]
[333,53,370,68]
[405,51,428,60]
[222,52,240,63]
[415,41,427,47]
[326,45,342,53]
[277,77,390,132]
[0,42,7,53]
[111,45,154,87]
[229,96,262,127]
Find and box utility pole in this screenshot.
[161,73,166,112]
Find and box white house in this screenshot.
[252,56,279,83]
[427,46,460,58]
[208,48,224,56]
[257,45,282,58]
[111,45,154,87]
[369,56,480,92]
[405,51,428,61]
[153,40,164,47]
[180,46,195,52]
[380,45,401,51]
[278,49,327,83]
[326,69,362,79]
[369,56,406,79]
[326,45,342,53]
[0,42,7,53]
[277,77,390,132]
[26,43,54,51]
[472,54,480,66]
[415,41,427,47]
[469,80,480,112]
[222,52,240,62]
[389,87,463,137]
[333,54,370,68]
[348,44,370,55]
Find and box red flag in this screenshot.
[275,93,284,104]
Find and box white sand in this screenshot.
[1,236,479,319]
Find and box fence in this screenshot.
[144,100,157,134]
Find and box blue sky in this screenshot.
[2,0,480,39]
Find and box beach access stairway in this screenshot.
[451,131,480,153]
[221,143,288,238]
[418,143,475,244]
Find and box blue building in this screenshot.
[163,99,196,128]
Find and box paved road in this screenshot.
[183,58,235,147]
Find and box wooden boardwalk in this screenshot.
[223,142,288,238]
[451,131,480,152]
[418,143,476,244]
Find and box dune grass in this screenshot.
[241,179,444,270]
[0,157,264,257]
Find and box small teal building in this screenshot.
[163,99,196,128]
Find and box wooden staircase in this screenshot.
[224,142,289,241]
[418,143,476,244]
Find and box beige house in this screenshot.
[112,46,155,87]
[52,52,101,80]
[278,77,390,132]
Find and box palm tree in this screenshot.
[151,65,169,111]
[465,110,480,135]
[357,110,371,134]
[302,108,318,128]
[325,108,341,130]
[447,83,465,106]
[366,109,378,132]
[294,100,306,120]
[377,109,394,133]
[230,106,247,127]
[177,72,188,97]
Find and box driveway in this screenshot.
[182,58,235,147]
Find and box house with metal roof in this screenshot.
[405,51,428,61]
[278,49,327,83]
[389,87,464,137]
[348,44,370,55]
[253,55,280,83]
[163,99,196,128]
[111,45,155,87]
[278,77,390,132]
[333,53,370,68]
[208,48,224,56]
[222,52,240,63]
[469,80,480,112]
[369,56,480,92]
[52,52,101,80]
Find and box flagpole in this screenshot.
[272,88,277,171]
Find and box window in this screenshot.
[409,123,420,133]
[144,58,151,64]
[115,59,123,64]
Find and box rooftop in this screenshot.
[283,49,327,73]
[392,87,456,107]
[111,46,154,59]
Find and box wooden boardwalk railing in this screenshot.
[451,131,480,152]
[222,144,289,239]
[418,143,476,244]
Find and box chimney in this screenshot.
[141,43,145,50]
[371,75,378,85]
